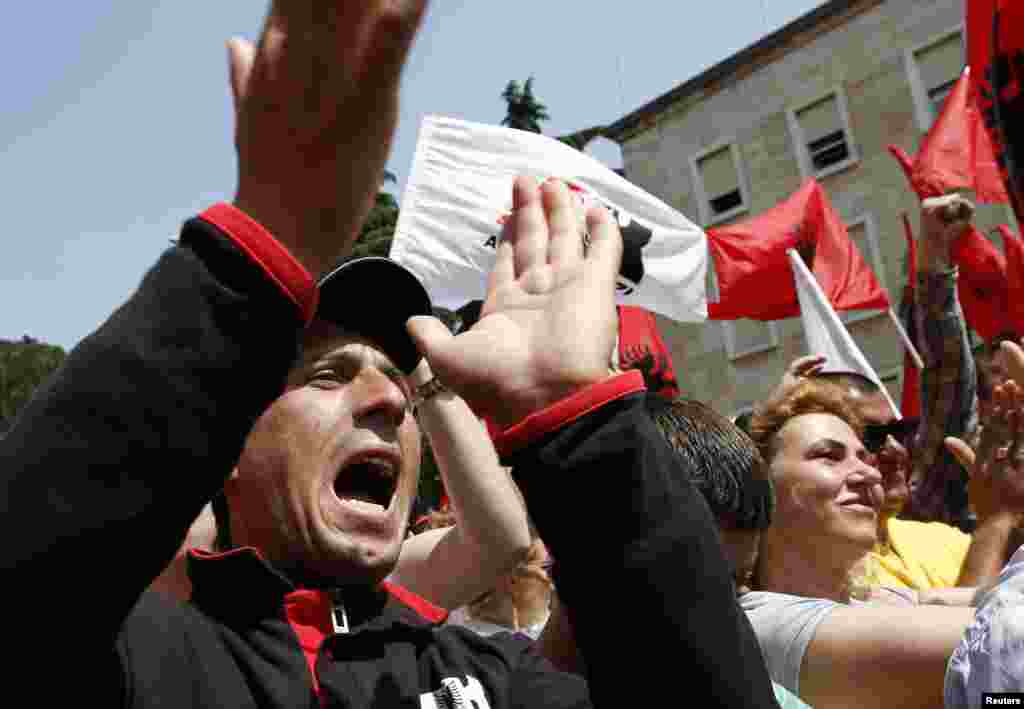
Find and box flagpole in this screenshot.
[787,250,902,418]
[887,307,925,370]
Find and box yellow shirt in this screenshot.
[869,517,971,590]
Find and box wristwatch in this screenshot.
[411,377,449,408]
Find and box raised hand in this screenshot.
[407,177,623,429]
[772,355,827,399]
[873,435,910,516]
[1001,339,1024,386]
[919,193,975,272]
[230,0,429,279]
[946,379,1024,524]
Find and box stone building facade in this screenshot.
[606,0,1018,416]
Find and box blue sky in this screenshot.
[1,1,826,349]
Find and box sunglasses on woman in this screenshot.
[862,418,918,454]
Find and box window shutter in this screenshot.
[699,147,739,200]
[916,32,964,94]
[797,95,840,145]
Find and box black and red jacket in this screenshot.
[0,205,777,707]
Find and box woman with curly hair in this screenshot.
[743,378,976,709]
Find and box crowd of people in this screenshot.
[8,1,1024,707]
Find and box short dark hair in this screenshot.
[645,395,774,530]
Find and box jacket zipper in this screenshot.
[329,590,350,634]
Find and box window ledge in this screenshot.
[814,155,859,181]
[727,341,778,361]
[706,203,750,228]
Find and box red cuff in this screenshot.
[492,371,646,458]
[198,203,319,324]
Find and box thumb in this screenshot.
[945,437,976,473]
[407,316,456,376]
[227,37,256,111]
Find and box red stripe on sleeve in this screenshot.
[198,203,319,324]
[381,581,448,623]
[492,371,646,458]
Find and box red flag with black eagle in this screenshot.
[617,305,680,399]
[951,225,1009,340]
[887,78,1010,341]
[707,179,889,320]
[894,70,1009,204]
[967,0,1024,217]
[999,224,1024,336]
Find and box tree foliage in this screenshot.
[0,336,67,432]
[352,191,400,260]
[501,77,551,134]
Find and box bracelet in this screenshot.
[412,377,449,408]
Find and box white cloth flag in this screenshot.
[787,249,901,418]
[390,116,708,322]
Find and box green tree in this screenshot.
[352,191,400,260]
[0,336,67,432]
[352,171,401,260]
[501,77,551,133]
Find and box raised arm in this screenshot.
[409,176,778,707]
[907,194,978,526]
[946,376,1024,586]
[0,0,428,683]
[390,359,531,609]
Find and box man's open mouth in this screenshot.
[333,452,399,510]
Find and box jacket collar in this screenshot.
[186,547,447,625]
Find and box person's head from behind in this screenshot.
[219,258,432,587]
[645,395,774,593]
[748,379,883,570]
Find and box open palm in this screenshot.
[408,177,623,428]
[947,379,1024,522]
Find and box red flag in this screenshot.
[951,225,1009,339]
[968,0,1024,218]
[707,179,890,320]
[999,224,1024,335]
[888,145,916,185]
[899,213,922,419]
[891,70,1009,203]
[617,305,680,399]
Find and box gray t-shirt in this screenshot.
[739,591,843,695]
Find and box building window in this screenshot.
[841,214,887,325]
[690,141,749,226]
[787,88,859,179]
[907,27,964,132]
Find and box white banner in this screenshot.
[787,249,900,418]
[390,116,709,322]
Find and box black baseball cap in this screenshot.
[316,257,433,374]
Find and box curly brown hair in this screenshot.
[748,378,864,465]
